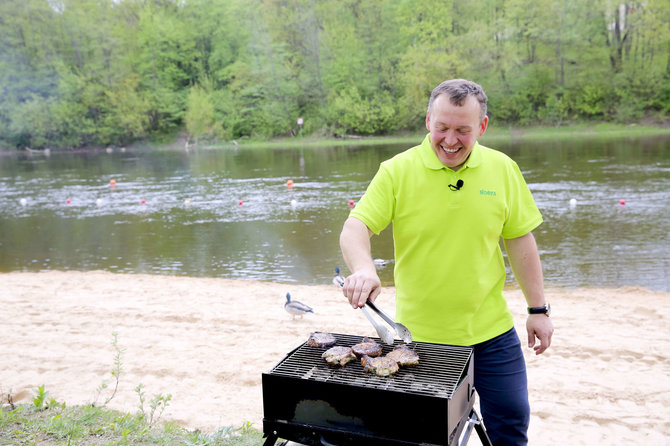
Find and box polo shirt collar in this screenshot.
[419,133,483,171]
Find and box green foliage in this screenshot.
[32,385,49,411]
[0,333,263,444]
[93,331,126,407]
[185,84,217,144]
[1,403,263,445]
[135,383,172,428]
[326,87,398,135]
[1,0,670,150]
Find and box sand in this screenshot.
[1,271,669,445]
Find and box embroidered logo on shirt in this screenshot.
[480,189,497,196]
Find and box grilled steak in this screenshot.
[307,332,337,348]
[351,337,382,357]
[385,344,420,367]
[361,355,400,377]
[322,346,356,366]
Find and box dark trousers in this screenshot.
[473,328,530,446]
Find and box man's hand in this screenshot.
[526,314,554,355]
[342,270,381,309]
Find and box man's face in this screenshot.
[425,94,488,171]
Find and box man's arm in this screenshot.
[503,232,554,355]
[339,217,382,309]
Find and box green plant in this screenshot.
[32,385,50,411]
[135,383,172,428]
[93,332,125,407]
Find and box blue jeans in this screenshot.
[473,328,530,446]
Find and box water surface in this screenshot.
[1,135,668,291]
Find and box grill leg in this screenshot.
[263,432,279,446]
[459,408,492,446]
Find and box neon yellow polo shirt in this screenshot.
[349,134,542,346]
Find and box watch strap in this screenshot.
[527,303,550,315]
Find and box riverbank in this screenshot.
[1,271,669,445]
[218,122,670,150]
[3,123,670,154]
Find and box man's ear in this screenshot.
[425,111,431,131]
[479,116,489,136]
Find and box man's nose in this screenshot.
[444,130,458,145]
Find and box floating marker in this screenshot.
[184,199,192,206]
[66,198,71,205]
[141,199,146,205]
[348,200,355,207]
[19,198,27,206]
[96,198,103,206]
[238,200,244,206]
[110,179,116,187]
[619,199,626,205]
[287,179,294,188]
[569,198,577,208]
[290,199,297,208]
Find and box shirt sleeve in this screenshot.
[349,163,395,235]
[501,160,543,239]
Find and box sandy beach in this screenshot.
[1,271,669,445]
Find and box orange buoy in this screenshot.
[287,179,294,188]
[110,179,116,187]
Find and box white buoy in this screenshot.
[96,198,103,206]
[290,199,297,208]
[569,198,577,208]
[19,198,27,206]
[184,199,192,206]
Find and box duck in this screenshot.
[332,267,345,287]
[284,292,313,320]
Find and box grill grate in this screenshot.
[268,333,472,399]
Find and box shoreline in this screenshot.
[1,271,669,445]
[2,123,670,153]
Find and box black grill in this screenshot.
[262,333,478,446]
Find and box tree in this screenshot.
[184,84,216,145]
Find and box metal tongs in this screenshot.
[339,281,412,345]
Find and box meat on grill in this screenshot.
[361,355,400,377]
[307,331,337,348]
[322,346,357,366]
[385,344,420,367]
[351,337,382,357]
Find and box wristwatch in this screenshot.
[527,303,551,317]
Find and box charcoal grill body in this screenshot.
[263,333,476,446]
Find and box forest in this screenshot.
[1,0,670,150]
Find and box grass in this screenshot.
[0,333,264,445]
[480,122,670,144]
[204,122,670,150]
[0,403,264,445]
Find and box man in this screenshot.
[339,79,553,445]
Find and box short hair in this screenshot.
[427,79,488,122]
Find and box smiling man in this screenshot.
[339,79,553,446]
